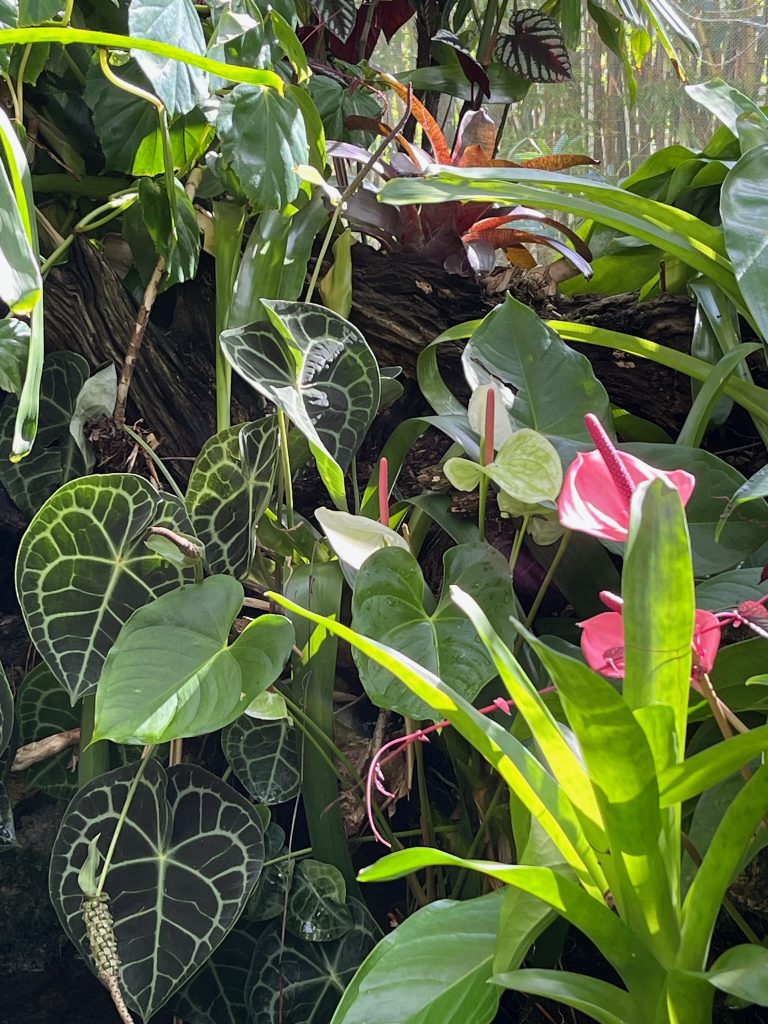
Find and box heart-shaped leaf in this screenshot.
[495,10,572,83]
[93,576,295,744]
[50,759,264,1021]
[122,176,201,291]
[351,542,519,718]
[129,0,209,117]
[16,474,198,704]
[0,351,89,517]
[286,860,353,942]
[186,417,279,578]
[310,0,357,42]
[247,900,380,1022]
[487,429,563,503]
[222,714,301,804]
[221,301,380,508]
[15,662,79,798]
[462,297,610,442]
[170,920,265,1024]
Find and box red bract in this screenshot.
[580,603,721,682]
[558,414,696,542]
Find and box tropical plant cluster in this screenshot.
[1,2,768,1024]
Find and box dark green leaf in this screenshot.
[122,175,201,290]
[221,301,380,508]
[221,714,300,803]
[309,75,381,145]
[217,84,309,210]
[695,569,768,611]
[331,893,503,1024]
[462,296,610,441]
[129,0,209,116]
[394,63,530,104]
[717,462,768,540]
[286,860,353,942]
[0,660,12,758]
[0,316,29,394]
[50,759,264,1021]
[351,543,520,718]
[0,739,15,850]
[15,662,79,797]
[85,57,214,175]
[16,474,197,703]
[93,576,295,744]
[0,351,89,517]
[18,0,61,23]
[170,920,265,1024]
[246,856,295,922]
[186,417,279,578]
[310,0,356,42]
[247,900,380,1022]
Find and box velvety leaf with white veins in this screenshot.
[49,758,264,1021]
[93,575,295,744]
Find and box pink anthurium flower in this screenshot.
[558,414,696,542]
[579,593,721,685]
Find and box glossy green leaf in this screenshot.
[221,714,300,803]
[679,763,768,970]
[170,920,264,1024]
[310,75,381,145]
[331,893,504,1024]
[247,855,295,923]
[185,417,279,578]
[0,316,29,394]
[50,759,264,1021]
[286,860,353,942]
[658,724,768,806]
[701,945,768,1004]
[520,626,678,961]
[358,848,662,995]
[462,297,610,442]
[493,970,640,1024]
[0,352,88,517]
[351,543,520,718]
[16,474,197,704]
[217,84,309,210]
[686,78,765,136]
[221,301,380,509]
[247,900,380,1023]
[717,461,768,541]
[676,344,760,448]
[85,57,213,175]
[394,63,529,103]
[695,569,768,611]
[129,0,208,116]
[93,576,294,744]
[721,143,768,344]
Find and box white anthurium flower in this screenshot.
[497,492,565,546]
[486,429,563,505]
[315,507,409,577]
[467,382,516,449]
[245,689,291,721]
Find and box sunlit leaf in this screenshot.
[129,0,209,116]
[0,316,29,395]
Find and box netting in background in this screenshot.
[374,1,768,178]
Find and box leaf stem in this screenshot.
[96,750,155,897]
[508,513,530,576]
[277,409,295,529]
[78,696,110,789]
[523,529,571,630]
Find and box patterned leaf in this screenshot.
[16,474,197,704]
[0,352,89,517]
[247,900,380,1022]
[0,741,14,851]
[494,10,572,83]
[221,301,380,509]
[222,714,301,804]
[246,856,295,922]
[49,759,264,1021]
[170,920,265,1024]
[0,660,12,759]
[286,860,354,942]
[310,0,357,43]
[0,315,29,394]
[186,417,279,578]
[15,663,79,798]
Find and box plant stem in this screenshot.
[413,728,438,900]
[523,530,572,630]
[96,750,155,897]
[452,779,505,900]
[477,473,489,542]
[277,409,295,529]
[121,424,185,500]
[508,513,530,577]
[15,44,32,122]
[78,696,110,789]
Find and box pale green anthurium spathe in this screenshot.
[444,428,563,506]
[245,689,291,721]
[315,507,410,584]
